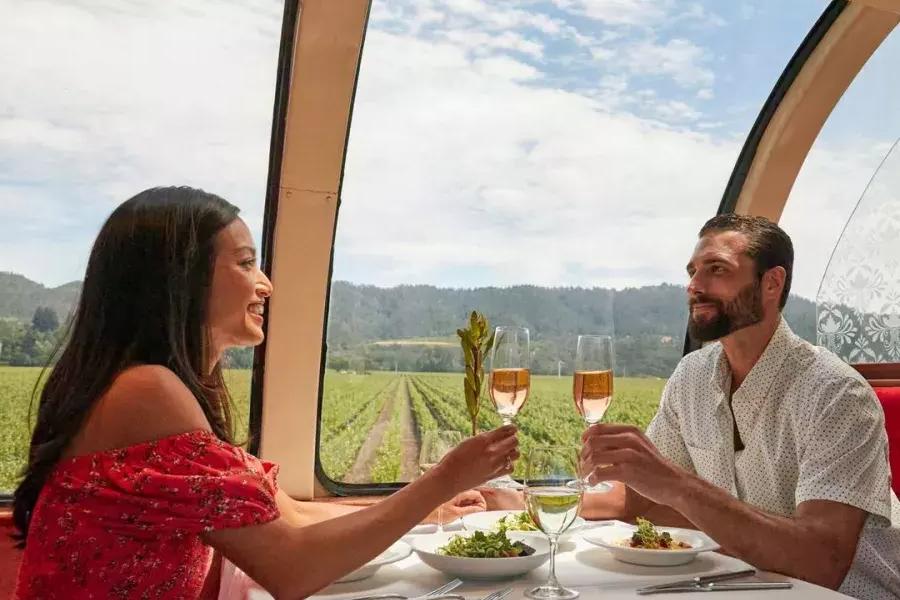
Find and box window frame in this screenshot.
[309,0,865,495]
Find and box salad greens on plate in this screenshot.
[495,511,539,532]
[438,530,536,558]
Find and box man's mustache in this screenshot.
[689,295,722,308]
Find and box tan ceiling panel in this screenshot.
[851,0,900,16]
[280,0,369,194]
[736,4,897,220]
[259,0,369,499]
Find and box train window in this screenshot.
[0,2,284,494]
[779,28,900,363]
[320,0,828,489]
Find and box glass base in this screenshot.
[483,473,523,489]
[525,585,579,600]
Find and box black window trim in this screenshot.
[248,0,303,457]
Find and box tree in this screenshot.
[32,306,59,333]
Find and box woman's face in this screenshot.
[207,218,273,360]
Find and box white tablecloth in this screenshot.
[250,531,852,600]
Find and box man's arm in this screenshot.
[669,476,866,588]
[583,423,866,590]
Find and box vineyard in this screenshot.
[0,367,664,491]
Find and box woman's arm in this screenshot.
[205,427,518,599]
[275,489,487,528]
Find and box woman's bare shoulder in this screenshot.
[68,365,212,456]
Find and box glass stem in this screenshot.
[502,417,513,426]
[436,504,443,533]
[547,535,561,589]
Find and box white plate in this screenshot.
[409,532,550,580]
[335,541,412,583]
[461,510,586,539]
[582,524,719,567]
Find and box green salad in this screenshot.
[495,511,540,532]
[438,530,535,558]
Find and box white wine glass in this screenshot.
[419,429,464,532]
[524,446,583,600]
[486,325,530,489]
[573,334,615,494]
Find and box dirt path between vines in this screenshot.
[345,378,421,483]
[345,381,399,483]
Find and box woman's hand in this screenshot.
[424,490,488,524]
[430,425,519,496]
[477,487,525,510]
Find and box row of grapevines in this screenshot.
[320,372,397,444]
[407,376,471,435]
[320,377,400,480]
[406,376,439,436]
[369,379,406,483]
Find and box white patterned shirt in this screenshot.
[647,317,900,599]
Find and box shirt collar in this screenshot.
[711,316,796,403]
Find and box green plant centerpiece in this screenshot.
[457,311,494,436]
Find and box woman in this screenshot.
[12,187,519,599]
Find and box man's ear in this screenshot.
[763,266,786,304]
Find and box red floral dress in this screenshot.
[14,430,280,599]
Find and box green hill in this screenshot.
[0,273,816,376]
[0,272,81,322]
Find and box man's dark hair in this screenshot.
[699,213,794,309]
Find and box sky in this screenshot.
[2,0,899,301]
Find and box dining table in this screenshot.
[249,525,852,600]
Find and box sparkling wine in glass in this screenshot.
[486,326,530,488]
[418,430,464,532]
[573,334,614,493]
[524,446,584,600]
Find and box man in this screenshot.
[580,214,899,598]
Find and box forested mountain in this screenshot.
[0,272,81,321]
[0,273,816,376]
[325,281,816,376]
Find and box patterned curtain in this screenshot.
[816,138,900,364]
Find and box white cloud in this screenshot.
[441,30,544,60]
[551,0,673,27]
[1,0,889,305]
[338,28,738,291]
[625,38,714,89]
[0,0,279,284]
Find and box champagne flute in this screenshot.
[486,326,530,488]
[524,446,583,600]
[573,334,615,493]
[418,430,464,532]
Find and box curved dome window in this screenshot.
[321,0,830,488]
[816,138,900,364]
[777,26,900,365]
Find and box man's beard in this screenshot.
[688,279,764,342]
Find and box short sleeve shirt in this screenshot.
[647,318,900,599]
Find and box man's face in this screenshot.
[686,231,764,342]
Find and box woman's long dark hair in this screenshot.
[12,186,241,546]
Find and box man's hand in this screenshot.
[477,487,525,511]
[581,423,686,506]
[425,490,488,524]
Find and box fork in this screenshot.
[349,578,464,600]
[480,587,513,600]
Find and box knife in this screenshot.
[638,582,794,594]
[637,569,756,593]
